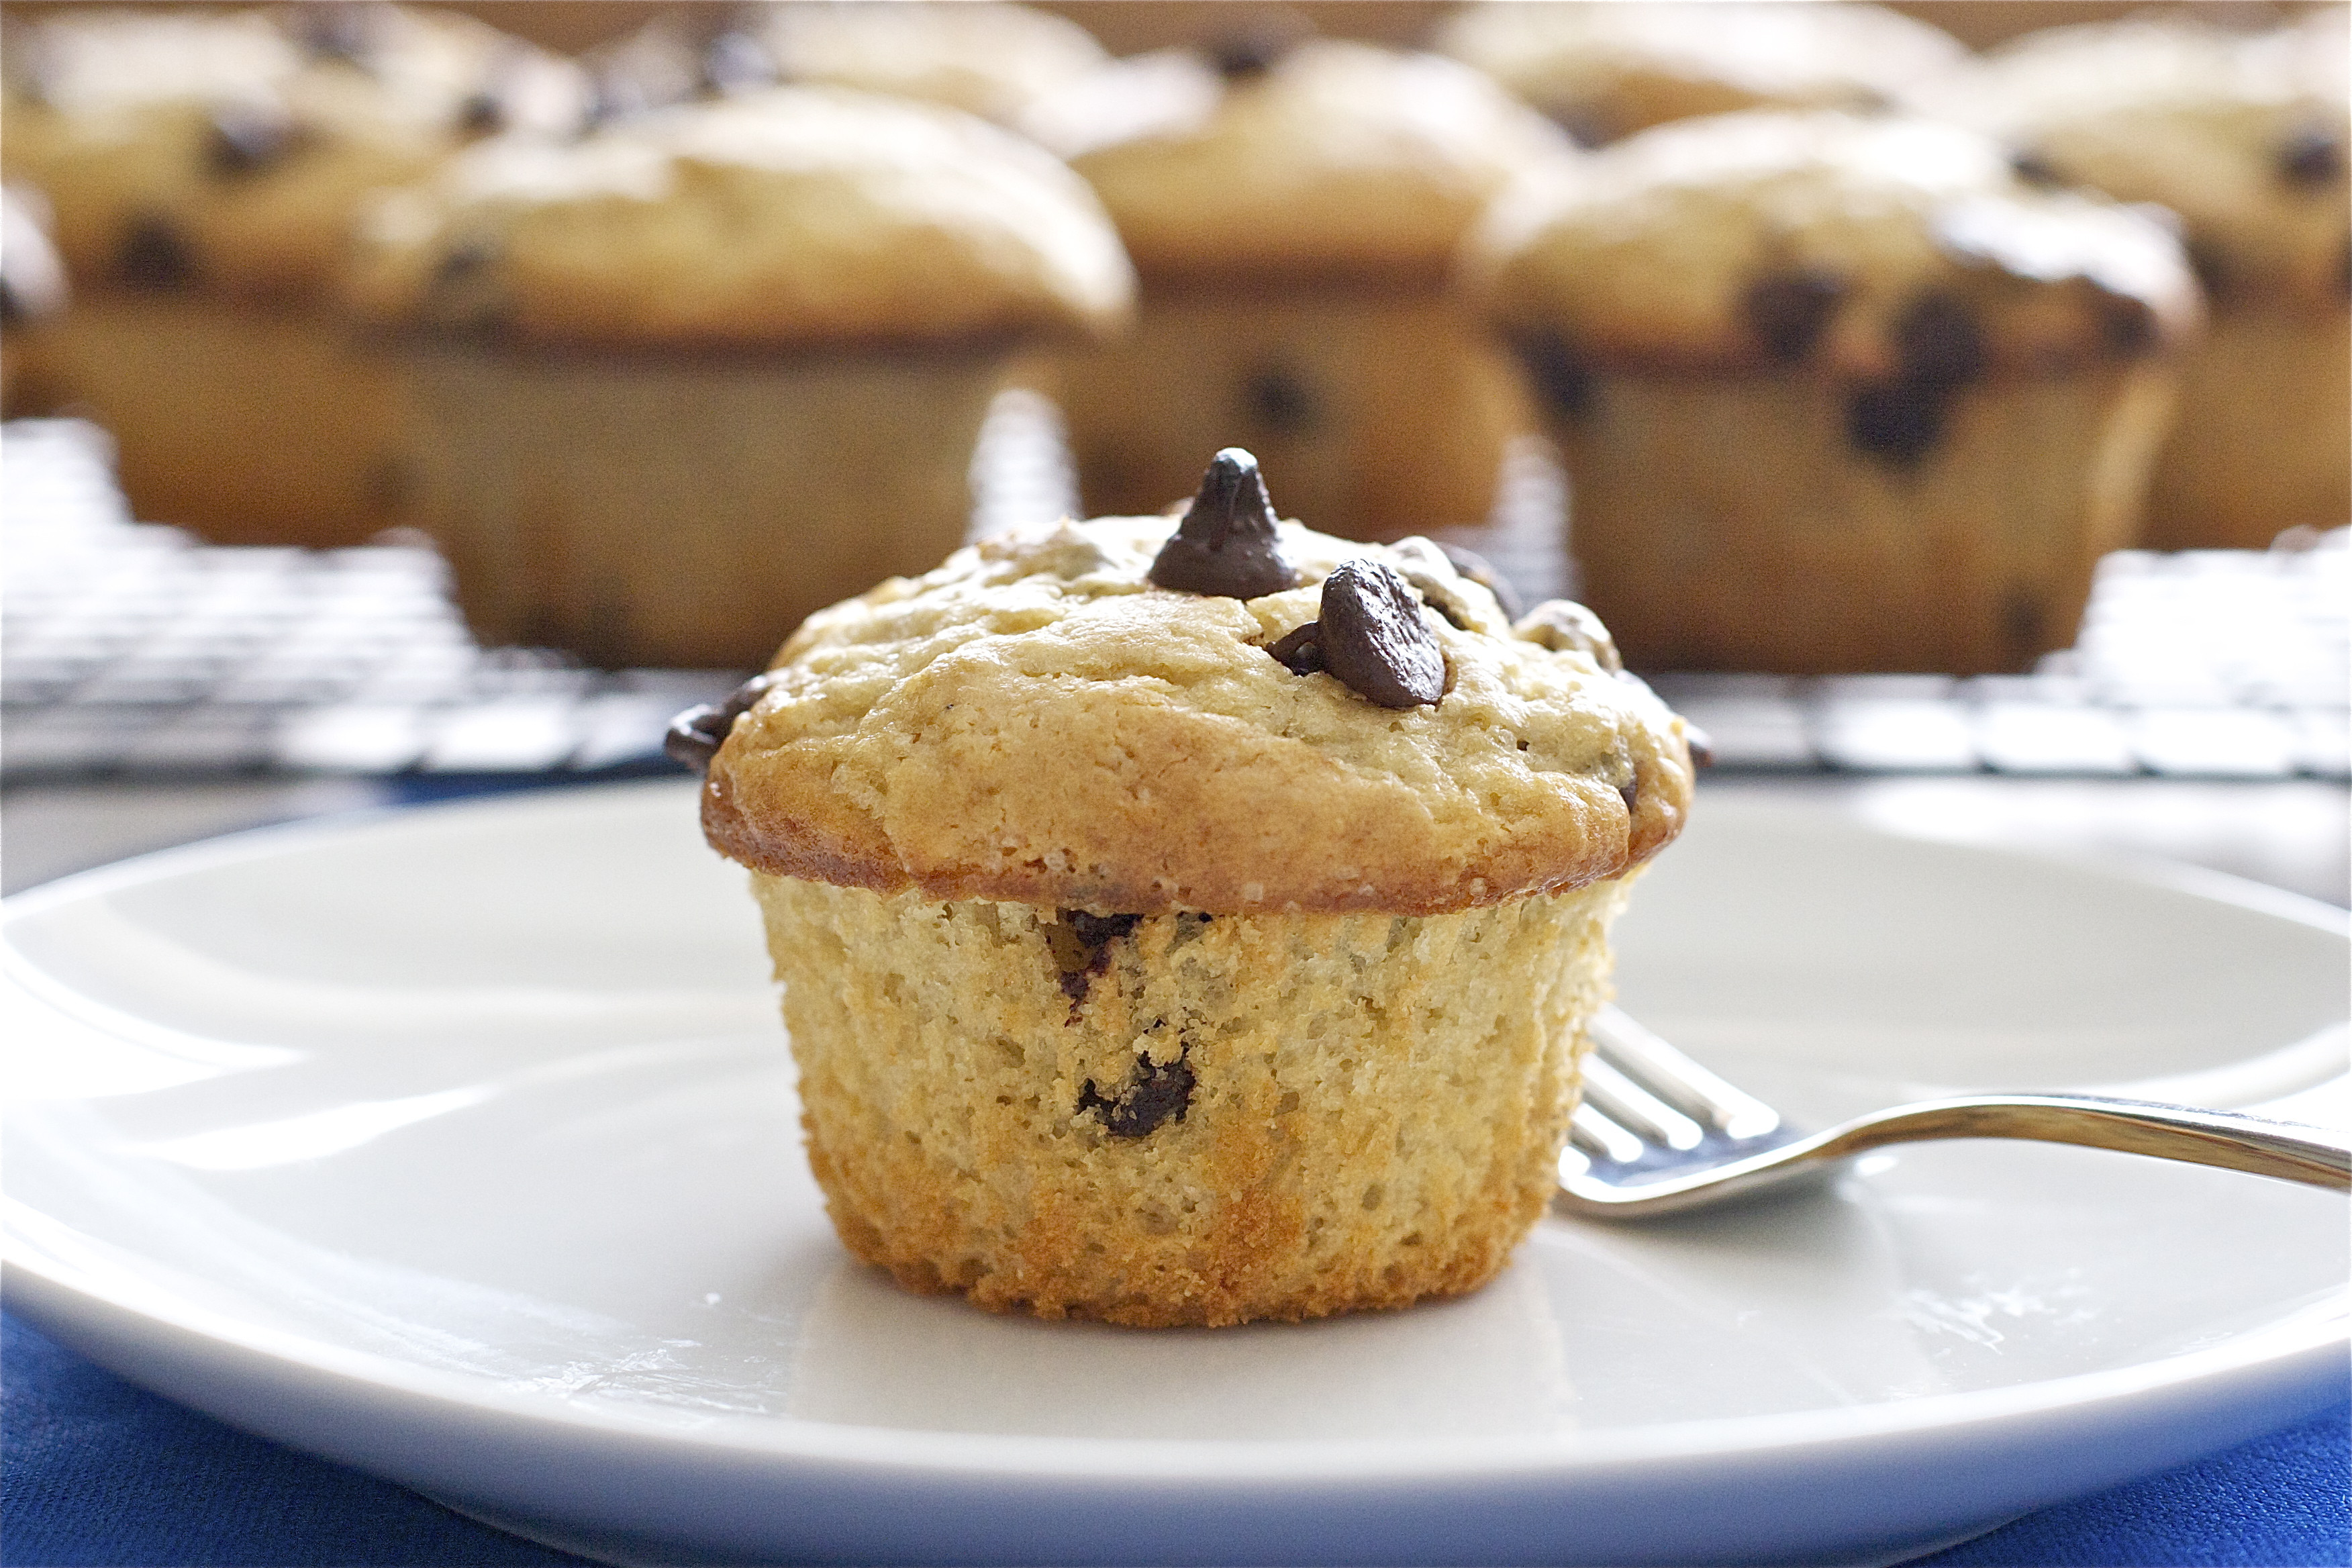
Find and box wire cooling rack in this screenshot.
[2,407,2345,783]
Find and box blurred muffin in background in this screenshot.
[1026,34,1575,543]
[1,184,68,415]
[575,1,1106,128]
[1468,111,2199,675]
[345,85,1132,671]
[0,5,588,545]
[1929,13,2349,548]
[1436,0,1965,148]
[752,1,1108,124]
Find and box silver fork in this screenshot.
[1558,1006,2352,1219]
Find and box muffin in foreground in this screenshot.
[680,452,1697,1328]
[0,5,587,544]
[1930,14,2350,549]
[346,85,1132,669]
[1024,37,1575,543]
[1468,111,2201,675]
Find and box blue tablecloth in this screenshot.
[4,1310,2343,1568]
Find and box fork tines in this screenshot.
[1570,1006,1783,1171]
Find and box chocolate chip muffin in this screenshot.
[1928,13,2350,548]
[1024,36,1575,543]
[676,450,1696,1328]
[1437,0,1966,148]
[345,84,1131,669]
[1467,111,2200,675]
[0,5,588,544]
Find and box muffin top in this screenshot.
[1021,38,1575,283]
[751,1,1109,125]
[1,5,589,299]
[696,452,1696,916]
[1468,111,2202,387]
[1438,1,1966,148]
[345,85,1134,349]
[576,2,1106,127]
[1926,14,2350,312]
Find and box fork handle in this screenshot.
[1811,1095,2351,1189]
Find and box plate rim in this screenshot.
[6,1234,2345,1482]
[3,779,2347,1488]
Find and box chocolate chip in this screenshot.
[1437,542,1524,621]
[207,105,303,177]
[1845,379,1951,464]
[2009,147,2063,188]
[1847,291,1986,465]
[292,3,375,66]
[1048,910,1142,1005]
[1241,365,1319,436]
[1742,268,1847,362]
[1079,1042,1195,1138]
[454,90,505,135]
[1684,725,1715,769]
[434,238,496,285]
[664,671,781,771]
[2096,288,2159,354]
[1148,448,1297,599]
[1512,332,1595,420]
[1514,599,1622,672]
[1206,22,1300,80]
[701,31,777,94]
[1546,106,1612,148]
[1318,558,1444,709]
[1891,291,1986,386]
[1266,622,1325,675]
[1066,910,1142,949]
[2279,127,2345,188]
[1618,775,1640,813]
[115,215,194,289]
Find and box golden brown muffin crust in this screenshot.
[1022,39,1575,283]
[1928,13,2351,313]
[1438,0,1967,147]
[344,84,1134,348]
[703,513,1696,915]
[1,6,587,299]
[765,874,1625,1326]
[1467,111,2202,381]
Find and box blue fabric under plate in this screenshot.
[3,1312,2345,1568]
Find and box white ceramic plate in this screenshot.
[5,781,2346,1568]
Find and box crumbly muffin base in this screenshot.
[2144,307,2351,550]
[405,346,1008,669]
[755,872,1630,1328]
[1052,286,1529,542]
[1551,364,2175,673]
[41,293,409,547]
